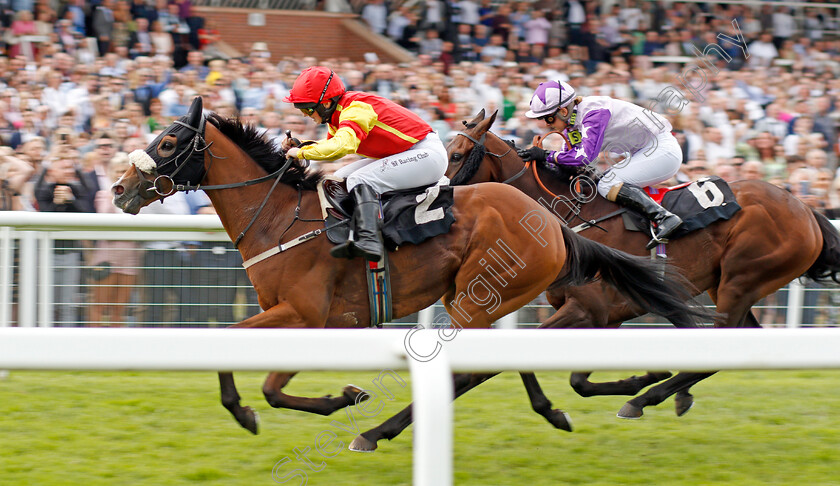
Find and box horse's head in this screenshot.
[446,109,504,186]
[112,97,209,214]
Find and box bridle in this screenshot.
[133,114,297,247]
[454,129,564,192]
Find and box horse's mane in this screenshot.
[450,139,485,186]
[206,113,322,190]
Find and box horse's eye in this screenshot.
[451,153,463,164]
[157,136,177,158]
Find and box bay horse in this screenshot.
[445,110,840,418]
[110,97,709,448]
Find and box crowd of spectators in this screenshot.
[2,0,840,326]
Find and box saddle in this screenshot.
[316,176,456,250]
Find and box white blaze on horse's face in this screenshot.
[129,149,157,175]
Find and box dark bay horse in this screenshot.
[445,110,840,418]
[110,97,708,448]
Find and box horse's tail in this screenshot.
[804,209,840,284]
[555,225,713,328]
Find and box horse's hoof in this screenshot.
[349,435,377,452]
[675,393,694,417]
[344,384,370,403]
[547,410,574,432]
[617,403,644,419]
[240,406,260,435]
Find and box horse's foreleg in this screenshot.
[569,371,673,397]
[520,372,572,431]
[542,290,671,399]
[350,372,499,452]
[219,371,259,434]
[262,371,369,415]
[219,302,314,433]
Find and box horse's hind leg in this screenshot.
[668,309,763,416]
[262,372,369,415]
[520,372,572,431]
[617,371,717,419]
[569,371,673,397]
[350,372,499,452]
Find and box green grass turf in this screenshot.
[0,370,839,485]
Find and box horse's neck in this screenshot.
[202,158,302,251]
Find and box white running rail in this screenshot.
[2,327,840,485]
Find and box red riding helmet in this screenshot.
[283,66,346,105]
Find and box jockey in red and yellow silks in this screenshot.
[298,91,433,161]
[283,66,447,261]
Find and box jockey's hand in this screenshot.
[280,137,297,151]
[286,147,300,159]
[517,146,546,163]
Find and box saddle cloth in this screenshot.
[624,176,741,239]
[319,179,456,250]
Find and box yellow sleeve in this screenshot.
[296,101,377,161]
[297,127,360,161]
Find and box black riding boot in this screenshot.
[613,183,683,250]
[330,184,384,262]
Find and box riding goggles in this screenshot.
[294,103,319,116]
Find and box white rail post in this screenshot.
[0,226,10,379]
[786,280,804,328]
[0,226,12,328]
[407,332,453,486]
[495,310,519,329]
[18,231,37,327]
[38,232,53,327]
[417,305,435,328]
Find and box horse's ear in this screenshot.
[187,97,203,125]
[475,109,498,133]
[467,109,486,126]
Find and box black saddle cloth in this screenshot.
[623,176,741,239]
[323,180,456,250]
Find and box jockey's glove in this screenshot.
[517,146,546,163]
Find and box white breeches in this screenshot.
[597,131,683,197]
[334,132,449,194]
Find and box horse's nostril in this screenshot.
[113,185,124,195]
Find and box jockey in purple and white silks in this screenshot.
[517,79,683,250]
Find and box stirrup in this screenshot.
[330,240,356,259]
[645,226,669,251]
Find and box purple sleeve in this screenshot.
[546,108,612,166]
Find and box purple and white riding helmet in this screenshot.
[525,80,576,118]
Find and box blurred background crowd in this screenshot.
[2,0,840,326]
